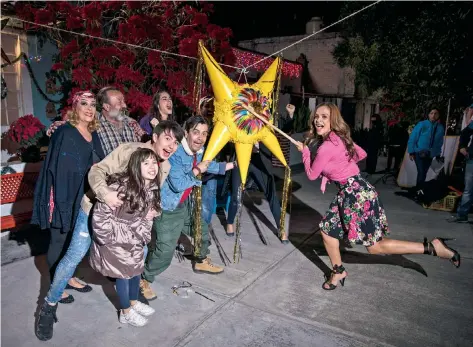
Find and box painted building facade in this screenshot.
[237,17,380,130]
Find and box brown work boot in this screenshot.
[192,257,224,275]
[139,279,157,301]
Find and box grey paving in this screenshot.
[1,163,472,347]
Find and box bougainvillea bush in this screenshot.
[15,1,235,118]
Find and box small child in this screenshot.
[89,148,161,327]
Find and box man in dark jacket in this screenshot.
[448,105,473,223]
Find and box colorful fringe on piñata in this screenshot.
[232,88,271,134]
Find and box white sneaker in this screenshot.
[131,302,155,317]
[119,308,148,327]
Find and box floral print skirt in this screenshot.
[319,175,389,246]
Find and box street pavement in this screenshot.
[1,163,472,347]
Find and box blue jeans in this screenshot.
[414,154,433,188]
[202,176,217,225]
[115,275,140,310]
[457,160,473,218]
[46,208,91,304]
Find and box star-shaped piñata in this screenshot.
[200,42,287,184]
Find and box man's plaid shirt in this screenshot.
[47,113,147,156]
[96,113,146,155]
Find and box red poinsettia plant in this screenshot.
[15,1,236,118]
[5,114,45,150]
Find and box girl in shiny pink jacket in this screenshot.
[90,148,160,327]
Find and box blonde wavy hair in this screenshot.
[67,109,99,132]
[304,102,358,160]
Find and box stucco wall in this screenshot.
[238,33,355,97]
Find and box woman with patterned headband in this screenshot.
[32,90,105,341]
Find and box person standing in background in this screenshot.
[139,89,175,136]
[448,104,473,223]
[365,114,384,174]
[386,121,410,173]
[407,108,445,192]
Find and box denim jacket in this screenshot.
[407,119,444,158]
[161,138,226,211]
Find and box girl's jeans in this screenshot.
[115,275,140,309]
[46,208,91,304]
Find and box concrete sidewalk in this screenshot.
[1,169,472,347]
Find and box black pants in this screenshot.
[227,153,281,228]
[365,146,379,174]
[47,228,73,282]
[387,146,404,171]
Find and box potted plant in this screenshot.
[3,114,49,163]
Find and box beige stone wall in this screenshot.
[238,33,379,130]
[238,33,355,97]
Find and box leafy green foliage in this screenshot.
[333,1,473,117]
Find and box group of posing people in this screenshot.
[32,86,294,340]
[32,86,461,341]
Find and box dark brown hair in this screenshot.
[152,120,184,142]
[107,148,161,214]
[305,102,358,161]
[148,89,175,122]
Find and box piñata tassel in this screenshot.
[192,183,203,258]
[233,183,244,263]
[278,166,292,240]
[191,43,205,258]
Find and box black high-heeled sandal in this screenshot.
[423,237,461,268]
[322,264,347,290]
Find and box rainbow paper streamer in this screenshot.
[232,88,271,134]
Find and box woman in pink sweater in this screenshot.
[296,103,460,291]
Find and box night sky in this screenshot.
[210,1,344,43]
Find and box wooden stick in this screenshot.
[241,105,299,146]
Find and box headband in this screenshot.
[72,91,95,108]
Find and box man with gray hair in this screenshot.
[47,86,146,155]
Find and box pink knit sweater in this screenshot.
[302,132,367,193]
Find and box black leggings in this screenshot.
[115,275,141,310]
[227,153,281,228]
